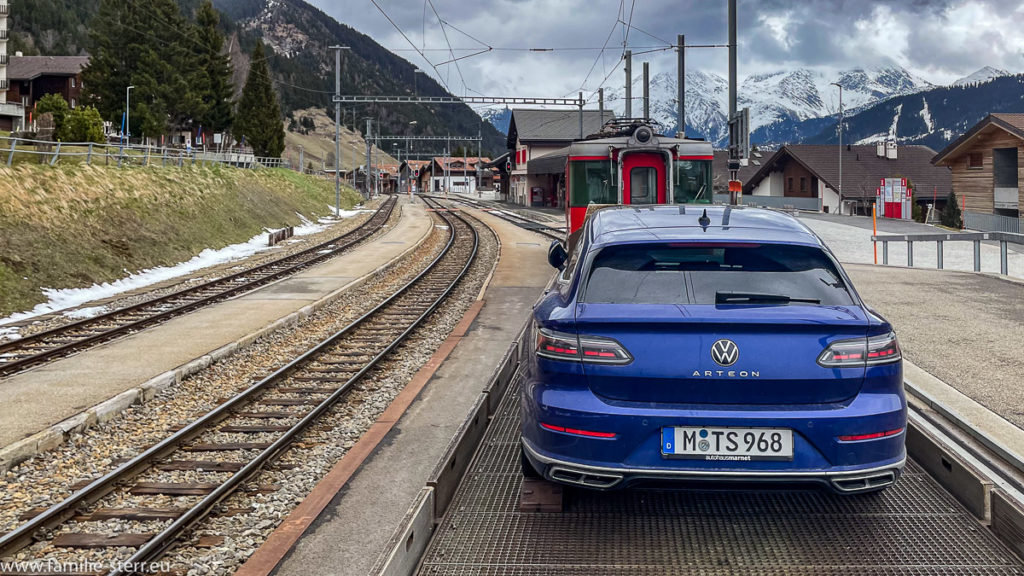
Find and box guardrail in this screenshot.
[712,193,823,212]
[872,230,1024,275]
[0,135,287,171]
[964,210,1020,234]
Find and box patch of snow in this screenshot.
[63,306,109,320]
[855,133,888,145]
[919,97,934,133]
[888,104,903,139]
[0,326,21,341]
[0,220,321,328]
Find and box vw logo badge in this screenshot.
[711,339,739,367]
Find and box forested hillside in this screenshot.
[8,0,506,155]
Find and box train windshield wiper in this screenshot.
[715,291,821,305]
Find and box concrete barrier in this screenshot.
[992,490,1024,559]
[906,418,993,520]
[427,394,489,520]
[373,321,529,576]
[370,488,436,576]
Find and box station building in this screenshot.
[743,143,951,215]
[506,108,615,207]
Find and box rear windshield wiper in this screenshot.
[715,291,821,305]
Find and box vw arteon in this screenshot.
[520,205,906,494]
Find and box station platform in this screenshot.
[0,197,431,457]
[248,207,553,576]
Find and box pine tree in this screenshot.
[941,190,963,229]
[234,42,285,157]
[82,0,204,139]
[195,0,234,133]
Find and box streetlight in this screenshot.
[330,45,351,215]
[831,82,843,214]
[125,85,134,144]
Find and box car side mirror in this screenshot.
[547,240,568,270]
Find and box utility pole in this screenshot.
[643,62,650,119]
[599,88,605,117]
[330,45,351,211]
[578,92,584,139]
[831,82,844,214]
[624,50,633,118]
[677,34,685,138]
[728,0,738,183]
[365,118,372,198]
[445,133,450,197]
[126,85,134,144]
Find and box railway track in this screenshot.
[0,196,398,378]
[435,195,565,242]
[0,196,477,574]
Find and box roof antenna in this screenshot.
[698,208,711,230]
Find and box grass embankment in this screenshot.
[0,163,363,317]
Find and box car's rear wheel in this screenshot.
[520,445,541,479]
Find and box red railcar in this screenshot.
[552,120,715,234]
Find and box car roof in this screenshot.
[587,205,825,248]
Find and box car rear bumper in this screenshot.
[522,438,905,493]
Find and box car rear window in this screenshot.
[582,243,854,305]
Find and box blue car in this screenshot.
[520,205,906,494]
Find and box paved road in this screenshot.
[800,214,1024,278]
[845,264,1024,430]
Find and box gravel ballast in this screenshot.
[0,203,500,576]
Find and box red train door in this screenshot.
[622,153,666,205]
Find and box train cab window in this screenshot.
[630,167,657,204]
[570,161,617,206]
[673,160,712,203]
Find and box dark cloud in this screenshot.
[316,1,1022,96]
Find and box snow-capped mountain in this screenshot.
[482,65,934,148]
[953,66,1009,86]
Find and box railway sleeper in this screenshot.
[156,460,245,472]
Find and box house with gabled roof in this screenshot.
[932,113,1024,220]
[743,143,951,214]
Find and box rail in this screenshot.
[0,135,287,170]
[872,230,1024,275]
[0,196,480,573]
[0,196,397,377]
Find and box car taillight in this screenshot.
[818,332,901,367]
[838,427,904,441]
[536,328,632,364]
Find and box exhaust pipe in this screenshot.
[831,470,897,493]
[549,466,623,489]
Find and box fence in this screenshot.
[872,230,1024,276]
[712,193,822,212]
[0,136,288,170]
[963,210,1020,234]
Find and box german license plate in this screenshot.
[662,426,793,461]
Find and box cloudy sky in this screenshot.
[311,0,1024,100]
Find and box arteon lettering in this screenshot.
[691,370,760,378]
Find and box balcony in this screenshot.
[0,101,22,117]
[0,55,8,65]
[0,79,8,91]
[0,30,8,40]
[0,5,8,15]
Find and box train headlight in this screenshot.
[634,126,653,144]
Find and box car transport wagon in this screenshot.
[521,205,907,494]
